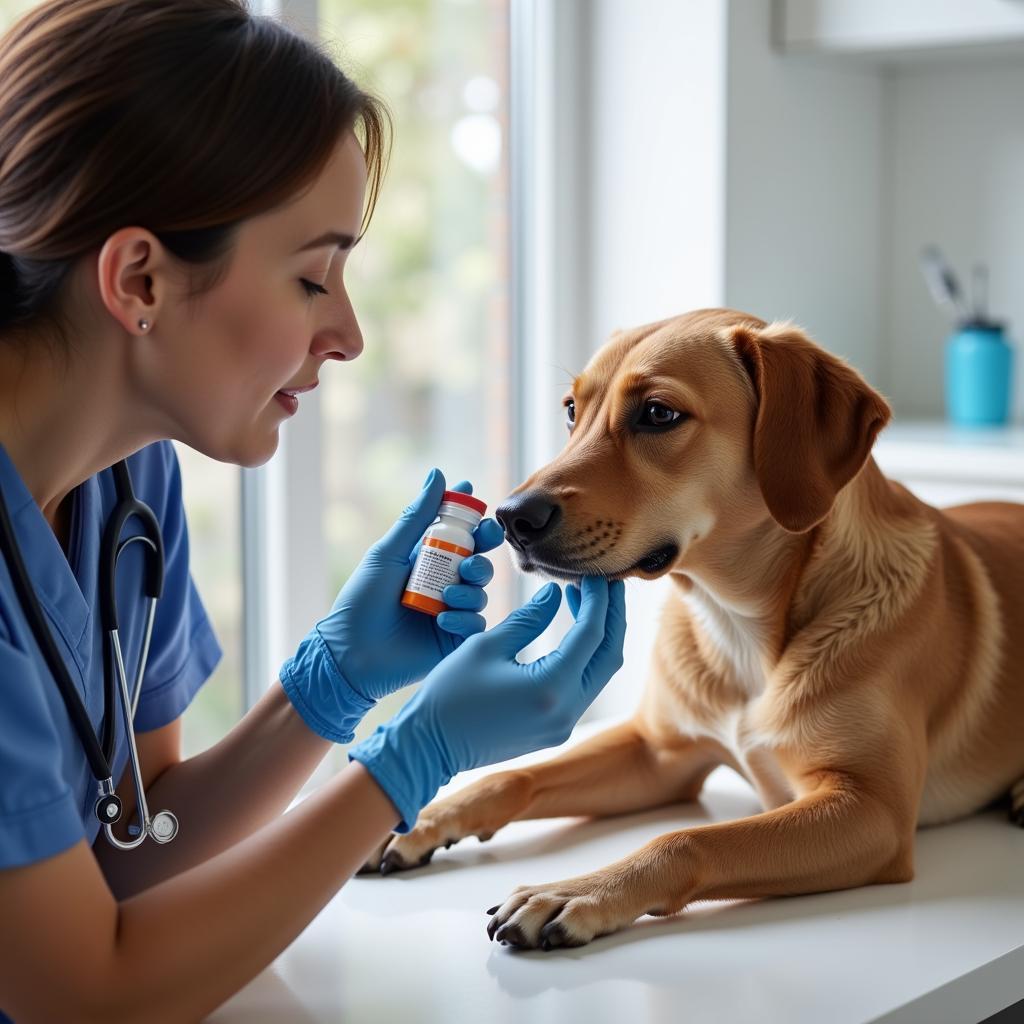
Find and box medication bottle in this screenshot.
[402,490,488,616]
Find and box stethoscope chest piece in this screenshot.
[150,810,179,843]
[115,805,179,849]
[95,793,123,824]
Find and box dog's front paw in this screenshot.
[356,823,444,877]
[363,773,529,876]
[486,869,661,951]
[360,804,499,877]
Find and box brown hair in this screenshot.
[0,0,390,339]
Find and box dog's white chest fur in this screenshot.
[704,705,795,809]
[683,581,795,810]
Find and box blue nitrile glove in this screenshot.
[349,576,626,832]
[279,469,505,742]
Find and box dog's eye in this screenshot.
[564,400,576,427]
[639,401,683,429]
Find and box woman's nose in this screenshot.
[312,287,364,361]
[311,327,362,362]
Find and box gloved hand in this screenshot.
[349,576,626,831]
[279,469,504,742]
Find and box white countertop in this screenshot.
[209,723,1024,1024]
[874,420,1024,483]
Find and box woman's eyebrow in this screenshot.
[293,231,357,253]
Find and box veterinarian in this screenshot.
[0,2,627,1019]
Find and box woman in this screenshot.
[0,1,626,1019]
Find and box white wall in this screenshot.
[883,57,1024,419]
[585,0,728,346]
[723,2,887,383]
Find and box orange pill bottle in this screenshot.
[401,490,487,616]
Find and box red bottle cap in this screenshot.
[441,490,487,515]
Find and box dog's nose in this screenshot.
[495,492,561,549]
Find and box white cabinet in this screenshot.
[777,0,1024,56]
[874,421,1024,506]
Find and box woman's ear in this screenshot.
[95,227,165,335]
[728,321,891,533]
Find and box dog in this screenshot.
[362,307,1024,951]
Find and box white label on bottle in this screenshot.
[405,544,467,601]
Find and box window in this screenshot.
[318,0,512,611]
[312,0,513,769]
[173,445,243,756]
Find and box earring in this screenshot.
[138,318,151,332]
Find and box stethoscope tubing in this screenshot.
[105,610,177,848]
[0,458,177,847]
[0,469,111,781]
[100,461,165,630]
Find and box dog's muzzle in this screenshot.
[496,491,680,580]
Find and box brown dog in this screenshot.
[363,307,1024,951]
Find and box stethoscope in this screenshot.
[0,458,179,849]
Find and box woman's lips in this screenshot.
[274,380,318,415]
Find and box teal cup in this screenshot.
[945,322,1013,427]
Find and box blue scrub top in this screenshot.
[0,439,222,870]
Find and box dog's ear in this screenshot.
[729,322,891,533]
